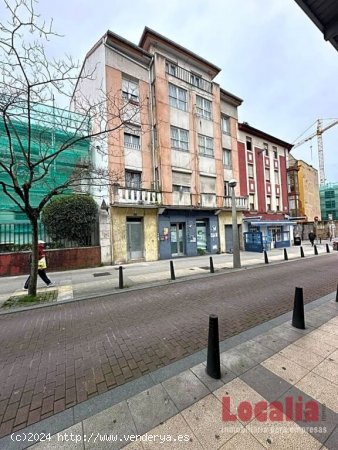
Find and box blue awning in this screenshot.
[249,221,295,227]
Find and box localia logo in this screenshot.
[222,396,321,422]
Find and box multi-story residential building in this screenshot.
[287,155,321,221]
[73,28,247,264]
[237,123,294,251]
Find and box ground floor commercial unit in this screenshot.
[157,208,221,259]
[243,219,295,252]
[105,206,243,264]
[110,206,159,264]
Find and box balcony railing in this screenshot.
[113,187,161,205]
[224,196,249,210]
[172,191,192,206]
[166,63,212,94]
[201,193,216,208]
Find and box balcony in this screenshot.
[165,62,212,94]
[172,191,192,206]
[113,187,161,205]
[223,196,249,210]
[201,193,216,208]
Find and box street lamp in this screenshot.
[229,179,241,269]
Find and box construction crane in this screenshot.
[292,118,338,185]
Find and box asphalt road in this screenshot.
[0,252,337,437]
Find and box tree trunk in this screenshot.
[28,217,39,296]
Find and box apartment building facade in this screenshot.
[237,123,294,251]
[74,28,246,264]
[287,155,321,221]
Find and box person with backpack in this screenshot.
[24,240,54,289]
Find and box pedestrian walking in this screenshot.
[308,231,315,247]
[24,240,54,289]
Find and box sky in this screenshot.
[2,0,338,183]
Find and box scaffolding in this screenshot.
[0,101,91,221]
[320,183,338,221]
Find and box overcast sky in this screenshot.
[3,0,338,184]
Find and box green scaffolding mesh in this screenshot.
[0,101,91,222]
[320,183,338,220]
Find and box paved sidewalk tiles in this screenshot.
[1,293,337,449]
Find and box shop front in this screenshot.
[243,220,295,252]
[158,209,219,259]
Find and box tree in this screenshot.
[0,0,148,295]
[42,195,98,246]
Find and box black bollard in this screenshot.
[326,243,330,253]
[320,237,322,244]
[284,248,288,261]
[314,245,318,255]
[300,246,305,258]
[118,266,124,289]
[170,260,176,280]
[209,256,214,273]
[206,314,221,379]
[264,250,269,264]
[292,287,305,329]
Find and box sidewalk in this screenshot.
[0,240,334,308]
[2,291,337,449]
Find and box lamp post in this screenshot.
[229,179,241,269]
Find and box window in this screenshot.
[173,185,190,193]
[224,181,229,196]
[248,164,254,178]
[122,77,139,104]
[222,148,231,168]
[265,168,270,181]
[169,83,187,111]
[222,116,230,134]
[263,142,269,156]
[124,132,140,149]
[276,197,280,211]
[170,126,189,151]
[166,61,177,76]
[172,171,191,191]
[273,146,278,159]
[326,200,336,209]
[190,73,201,88]
[198,134,214,157]
[125,171,141,188]
[266,196,271,211]
[196,95,212,120]
[325,190,335,199]
[200,176,216,193]
[249,194,255,211]
[274,170,279,184]
[246,137,252,151]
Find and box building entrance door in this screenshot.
[170,223,185,256]
[196,221,207,251]
[127,218,143,260]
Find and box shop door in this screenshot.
[127,218,143,260]
[170,223,185,256]
[225,225,233,253]
[196,221,207,251]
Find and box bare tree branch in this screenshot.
[0,0,152,295]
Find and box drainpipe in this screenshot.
[148,56,156,192]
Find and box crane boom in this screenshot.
[292,119,338,185]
